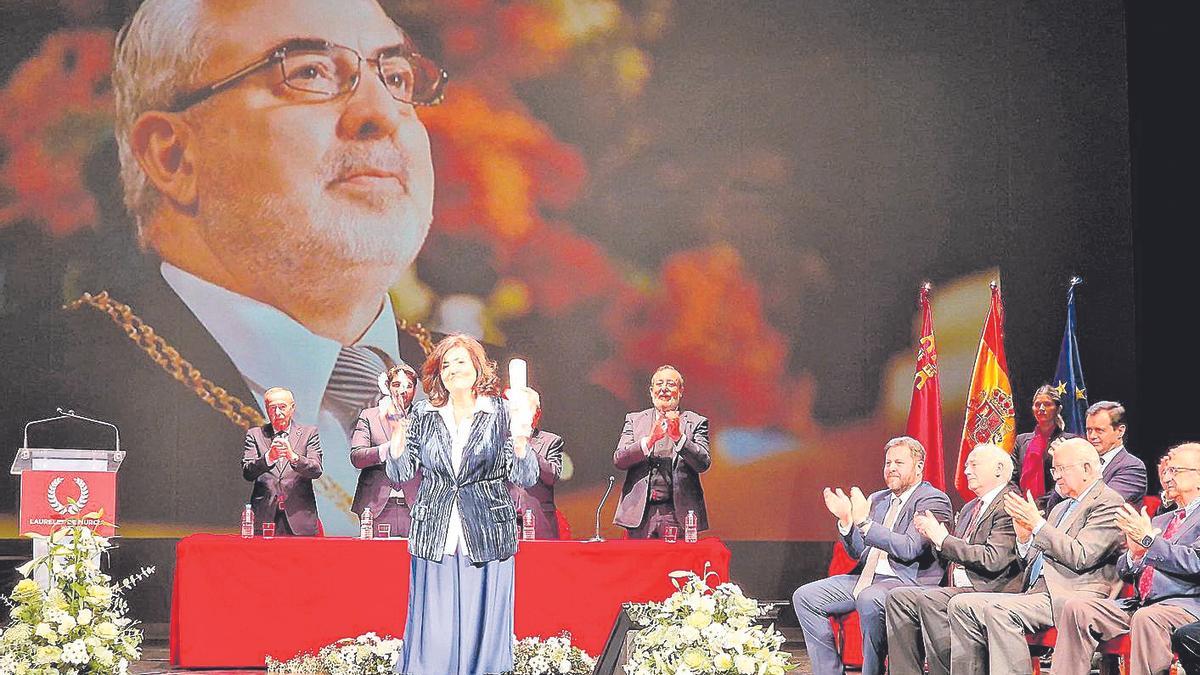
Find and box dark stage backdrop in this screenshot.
[1,1,1134,544]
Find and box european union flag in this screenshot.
[1053,277,1088,434]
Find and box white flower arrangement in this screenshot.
[0,523,152,675]
[513,632,596,674]
[266,632,402,674]
[624,567,794,675]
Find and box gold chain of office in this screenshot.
[65,290,436,511]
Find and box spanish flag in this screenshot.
[954,282,1015,501]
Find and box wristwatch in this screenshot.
[1139,533,1155,548]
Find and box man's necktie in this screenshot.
[1025,498,1078,589]
[947,501,986,584]
[324,346,392,417]
[1137,510,1187,601]
[853,495,902,597]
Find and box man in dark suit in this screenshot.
[1047,400,1146,511]
[242,388,323,536]
[886,443,1023,675]
[948,438,1125,675]
[1051,442,1200,675]
[612,365,710,539]
[792,436,953,675]
[509,404,565,539]
[349,364,422,537]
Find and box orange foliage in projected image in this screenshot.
[0,30,114,237]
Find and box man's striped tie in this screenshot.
[324,345,392,414]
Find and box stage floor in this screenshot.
[130,637,815,673]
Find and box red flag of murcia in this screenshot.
[906,284,945,490]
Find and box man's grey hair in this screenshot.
[884,435,925,464]
[969,443,1013,480]
[113,0,214,241]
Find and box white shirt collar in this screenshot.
[1100,445,1124,466]
[434,395,497,429]
[975,482,1007,512]
[160,262,400,418]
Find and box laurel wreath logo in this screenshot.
[46,476,90,516]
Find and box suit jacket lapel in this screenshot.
[633,409,655,448]
[969,487,1013,543]
[955,498,980,537]
[1060,482,1101,532]
[1169,506,1200,543]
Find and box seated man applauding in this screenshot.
[886,443,1023,675]
[241,387,323,536]
[792,436,952,675]
[1052,442,1200,675]
[948,438,1124,675]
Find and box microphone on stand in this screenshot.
[587,475,616,542]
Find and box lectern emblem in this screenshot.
[47,476,90,515]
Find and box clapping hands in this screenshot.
[823,486,870,528]
[1002,490,1044,543]
[914,509,949,547]
[1115,504,1158,559]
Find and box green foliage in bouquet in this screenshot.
[625,567,794,675]
[0,524,153,675]
[512,632,595,674]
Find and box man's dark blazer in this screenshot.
[349,404,422,533]
[1012,428,1076,504]
[938,484,1024,592]
[241,422,323,535]
[842,481,953,587]
[1046,445,1147,511]
[612,408,710,532]
[507,428,564,539]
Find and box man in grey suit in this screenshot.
[948,438,1125,675]
[1051,442,1200,675]
[613,365,710,539]
[886,443,1023,675]
[509,404,565,539]
[242,387,323,536]
[792,436,953,675]
[1047,400,1146,510]
[349,364,422,536]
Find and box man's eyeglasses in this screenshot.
[1049,462,1084,478]
[169,38,449,112]
[1163,467,1200,479]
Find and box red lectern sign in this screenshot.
[19,470,117,536]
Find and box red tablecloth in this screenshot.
[169,534,731,668]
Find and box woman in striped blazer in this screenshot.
[386,333,539,674]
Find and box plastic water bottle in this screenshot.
[360,508,374,540]
[522,508,536,541]
[684,510,698,543]
[241,504,254,538]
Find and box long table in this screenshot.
[169,534,731,668]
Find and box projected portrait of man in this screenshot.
[2,0,447,533]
